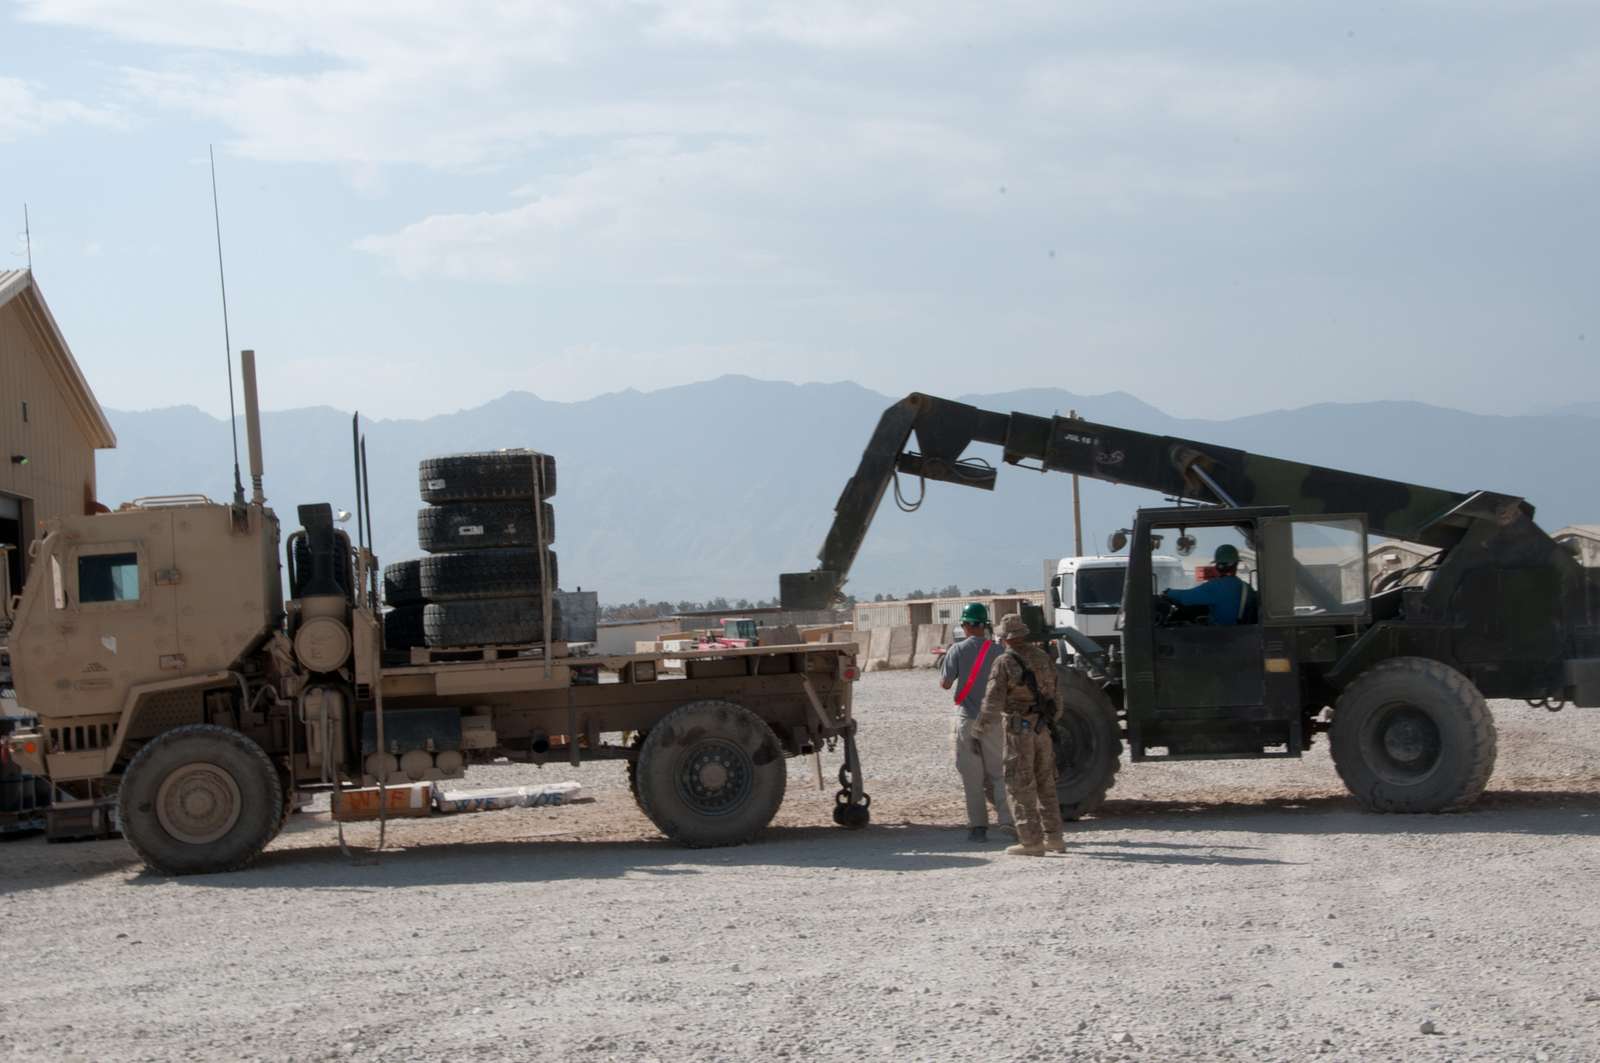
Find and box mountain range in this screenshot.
[98,378,1599,603]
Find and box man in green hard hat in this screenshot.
[940,602,1013,842]
[1162,543,1254,625]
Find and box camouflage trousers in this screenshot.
[1003,716,1062,847]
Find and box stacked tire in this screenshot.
[415,450,560,648]
[382,558,428,651]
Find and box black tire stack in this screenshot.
[404,450,560,649]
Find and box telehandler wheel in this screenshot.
[1052,666,1123,820]
[417,502,555,554]
[1330,657,1497,813]
[419,549,559,602]
[626,730,646,812]
[117,725,283,875]
[420,450,557,504]
[634,700,787,847]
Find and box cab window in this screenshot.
[78,552,140,603]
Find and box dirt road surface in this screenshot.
[3,671,1598,1062]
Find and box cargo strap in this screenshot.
[954,639,994,705]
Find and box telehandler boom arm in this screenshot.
[780,392,1491,609]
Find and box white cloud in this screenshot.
[0,77,121,142]
[1476,49,1600,161]
[1023,54,1355,136]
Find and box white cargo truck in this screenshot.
[1049,554,1187,651]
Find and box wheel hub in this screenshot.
[155,763,242,845]
[675,739,753,817]
[1366,704,1442,784]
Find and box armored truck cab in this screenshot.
[7,499,281,796]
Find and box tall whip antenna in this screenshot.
[22,204,32,271]
[210,145,245,507]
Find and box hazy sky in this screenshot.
[3,1,1596,419]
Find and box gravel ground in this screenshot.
[3,670,1599,1063]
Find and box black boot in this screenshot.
[966,826,987,843]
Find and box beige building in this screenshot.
[0,270,116,599]
[854,590,1042,634]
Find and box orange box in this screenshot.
[331,782,433,821]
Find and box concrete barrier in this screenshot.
[887,624,916,669]
[913,623,949,668]
[864,626,892,671]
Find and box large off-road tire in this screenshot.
[423,596,562,647]
[116,725,283,875]
[626,730,647,811]
[1052,666,1123,820]
[383,559,425,606]
[418,549,559,602]
[634,700,787,847]
[1330,657,1496,813]
[417,501,555,553]
[384,604,427,651]
[419,451,557,504]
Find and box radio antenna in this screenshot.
[210,145,245,507]
[22,204,32,271]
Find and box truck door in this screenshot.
[1123,507,1301,760]
[56,510,181,716]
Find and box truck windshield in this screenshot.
[1075,567,1126,611]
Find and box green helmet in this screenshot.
[959,602,989,625]
[1214,544,1240,566]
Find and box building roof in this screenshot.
[1555,524,1600,542]
[0,269,116,449]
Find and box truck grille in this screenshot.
[50,723,114,753]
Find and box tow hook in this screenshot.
[831,726,871,829]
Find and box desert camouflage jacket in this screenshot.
[972,642,1057,739]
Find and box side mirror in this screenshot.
[1049,586,1061,609]
[1107,530,1129,553]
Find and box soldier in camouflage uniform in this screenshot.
[972,613,1065,856]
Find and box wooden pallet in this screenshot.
[408,640,570,665]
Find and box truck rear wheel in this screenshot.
[634,701,786,847]
[117,725,283,875]
[420,450,557,503]
[1330,657,1496,813]
[1053,667,1123,820]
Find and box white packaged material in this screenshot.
[431,781,583,814]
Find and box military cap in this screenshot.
[996,613,1028,639]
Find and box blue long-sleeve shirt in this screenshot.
[1165,575,1251,626]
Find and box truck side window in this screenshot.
[78,552,140,603]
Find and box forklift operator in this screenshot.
[1161,544,1253,626]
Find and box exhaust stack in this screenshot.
[240,348,266,506]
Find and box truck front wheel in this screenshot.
[634,701,786,847]
[117,725,284,875]
[1330,657,1496,813]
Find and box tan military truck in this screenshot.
[0,351,867,874]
